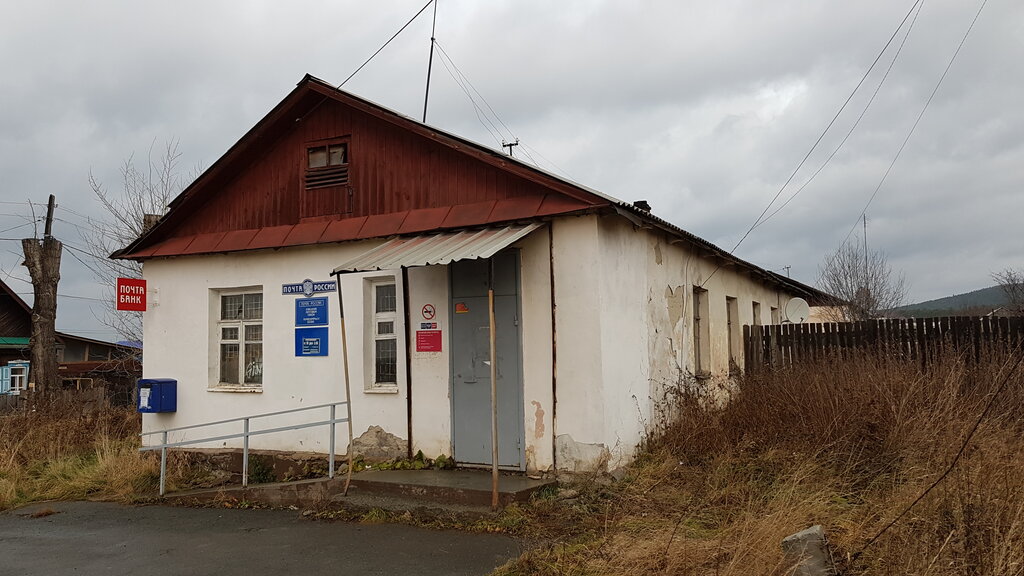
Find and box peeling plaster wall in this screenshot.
[550,216,608,470]
[142,213,803,473]
[549,213,806,472]
[514,229,555,472]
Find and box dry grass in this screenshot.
[497,353,1024,575]
[0,398,159,510]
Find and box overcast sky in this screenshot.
[1,0,1020,341]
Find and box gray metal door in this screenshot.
[450,251,523,468]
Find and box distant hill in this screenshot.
[899,285,1008,317]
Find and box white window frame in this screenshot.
[364,277,400,393]
[10,363,28,394]
[213,289,264,391]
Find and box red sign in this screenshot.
[116,278,147,311]
[416,330,442,352]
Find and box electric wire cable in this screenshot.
[698,0,927,290]
[432,40,555,172]
[434,41,517,142]
[729,0,925,255]
[752,0,926,231]
[340,0,435,88]
[297,0,436,125]
[433,45,505,146]
[850,346,1024,563]
[0,220,42,236]
[837,0,988,251]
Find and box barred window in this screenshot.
[372,282,397,386]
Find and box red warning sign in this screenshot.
[421,303,436,320]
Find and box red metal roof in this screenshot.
[121,200,592,259]
[114,75,609,261]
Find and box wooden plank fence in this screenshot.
[744,316,1024,371]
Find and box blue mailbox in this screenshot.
[137,378,177,413]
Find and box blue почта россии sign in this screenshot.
[295,327,329,357]
[282,279,336,297]
[295,297,328,326]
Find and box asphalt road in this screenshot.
[0,501,521,576]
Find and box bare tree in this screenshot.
[991,268,1024,316]
[81,140,187,342]
[817,243,908,322]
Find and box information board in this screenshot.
[295,327,329,357]
[416,330,442,352]
[295,297,328,326]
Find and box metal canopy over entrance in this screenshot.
[332,223,542,274]
[330,222,542,510]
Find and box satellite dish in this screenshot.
[784,297,810,324]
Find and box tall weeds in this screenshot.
[500,352,1024,575]
[0,398,158,509]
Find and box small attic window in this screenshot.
[305,142,349,189]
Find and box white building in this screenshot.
[117,75,826,474]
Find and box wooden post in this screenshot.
[334,274,355,496]
[21,194,61,394]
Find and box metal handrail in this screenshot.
[140,401,351,496]
[140,402,346,436]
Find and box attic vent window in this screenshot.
[305,143,348,189]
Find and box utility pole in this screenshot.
[502,139,519,157]
[421,0,438,123]
[863,214,869,282]
[21,194,62,394]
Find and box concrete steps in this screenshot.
[162,469,555,511]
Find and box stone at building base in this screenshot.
[351,425,407,461]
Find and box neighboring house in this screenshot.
[0,278,137,396]
[115,75,828,473]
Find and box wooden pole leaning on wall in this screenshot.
[488,258,500,511]
[334,274,355,496]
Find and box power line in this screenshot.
[0,220,42,236]
[434,41,517,141]
[432,42,505,146]
[850,347,1023,562]
[15,291,107,303]
[54,204,94,222]
[296,1,436,125]
[837,0,988,251]
[699,0,927,289]
[63,242,108,280]
[752,0,926,230]
[728,0,926,255]
[342,1,435,88]
[432,39,568,175]
[519,141,574,181]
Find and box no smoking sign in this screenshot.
[421,304,436,320]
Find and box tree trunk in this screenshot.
[22,236,62,394]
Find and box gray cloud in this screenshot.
[1,0,1020,340]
